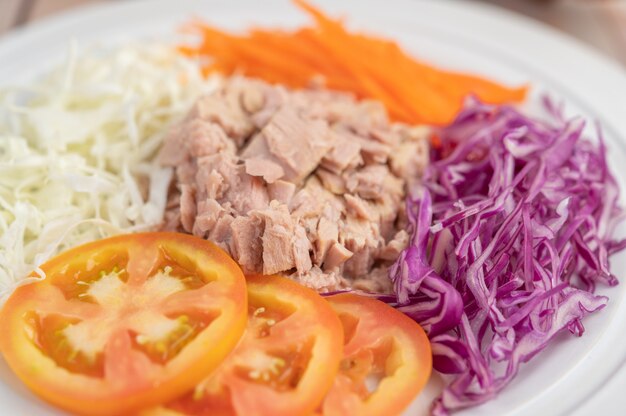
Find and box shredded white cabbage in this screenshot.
[0,42,220,301]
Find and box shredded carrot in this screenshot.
[179,0,527,126]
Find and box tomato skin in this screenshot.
[0,232,248,416]
[159,274,344,416]
[322,294,432,416]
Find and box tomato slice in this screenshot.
[321,294,432,416]
[161,274,344,416]
[0,232,247,416]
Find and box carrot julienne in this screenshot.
[179,0,528,125]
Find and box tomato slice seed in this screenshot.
[158,274,344,416]
[322,294,432,416]
[0,232,248,416]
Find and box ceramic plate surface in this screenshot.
[1,1,625,414]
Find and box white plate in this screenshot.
[1,0,626,415]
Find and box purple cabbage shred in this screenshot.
[388,98,625,414]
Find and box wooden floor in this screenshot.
[1,0,625,67]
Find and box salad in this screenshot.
[0,1,623,415]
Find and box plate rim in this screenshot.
[0,1,625,415]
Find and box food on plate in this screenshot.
[0,232,248,415]
[388,99,625,413]
[180,0,527,125]
[0,44,218,302]
[153,273,344,416]
[0,0,624,414]
[321,294,432,416]
[159,76,430,293]
[153,277,433,416]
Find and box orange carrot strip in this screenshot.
[178,0,528,127]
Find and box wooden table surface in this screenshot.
[1,0,626,67]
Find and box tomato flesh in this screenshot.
[0,232,247,416]
[162,274,344,416]
[321,294,432,416]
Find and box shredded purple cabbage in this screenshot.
[388,98,625,414]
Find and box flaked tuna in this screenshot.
[159,77,429,292]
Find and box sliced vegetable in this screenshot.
[389,99,625,413]
[321,294,432,416]
[161,274,344,416]
[0,44,219,303]
[179,0,527,126]
[0,232,247,416]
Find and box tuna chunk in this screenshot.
[268,180,296,205]
[243,107,333,183]
[241,84,265,114]
[351,266,394,293]
[340,217,383,278]
[158,123,187,166]
[292,224,313,273]
[160,76,430,293]
[230,215,264,273]
[176,162,196,186]
[315,217,339,265]
[253,203,301,275]
[249,85,287,128]
[290,266,345,292]
[179,184,196,233]
[290,176,344,220]
[185,119,235,159]
[189,94,254,146]
[208,214,235,251]
[316,169,346,195]
[390,128,429,183]
[162,209,181,232]
[345,165,389,200]
[344,194,372,221]
[323,242,354,271]
[356,136,392,164]
[195,153,269,214]
[320,130,362,174]
[245,158,285,183]
[192,198,224,237]
[379,230,409,260]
